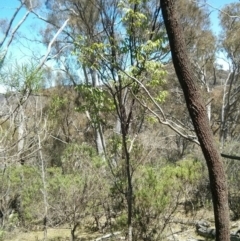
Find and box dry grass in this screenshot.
[3,228,100,241]
[4,228,70,241]
[3,208,240,241]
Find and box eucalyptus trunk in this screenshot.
[161,1,230,240]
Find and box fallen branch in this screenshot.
[92,231,123,241]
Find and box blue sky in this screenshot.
[207,0,236,35]
[0,0,238,92]
[0,1,49,92]
[0,1,47,62]
[0,0,236,56]
[209,0,234,8]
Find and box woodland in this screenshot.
[0,0,240,240]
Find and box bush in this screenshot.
[0,229,5,241]
[132,159,203,240]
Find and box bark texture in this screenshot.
[160,1,230,240]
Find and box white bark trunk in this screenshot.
[91,69,106,158]
[38,134,48,240]
[128,225,133,241]
[17,105,25,164]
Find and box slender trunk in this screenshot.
[220,73,231,149]
[85,110,106,158]
[205,85,211,122]
[113,79,133,241]
[122,130,133,241]
[95,122,106,158]
[220,92,226,149]
[161,1,230,240]
[83,65,89,85]
[18,105,25,165]
[90,68,98,87]
[38,135,48,240]
[119,102,133,241]
[70,222,78,241]
[90,68,106,158]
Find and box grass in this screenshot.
[3,228,100,241]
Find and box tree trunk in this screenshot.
[160,1,230,240]
[91,69,106,158]
[17,105,25,165]
[38,134,48,240]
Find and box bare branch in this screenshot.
[5,11,31,51]
[0,2,24,48]
[221,153,240,161]
[132,90,200,145]
[36,18,70,71]
[119,67,200,145]
[195,0,240,18]
[31,11,74,40]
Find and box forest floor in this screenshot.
[3,227,101,241]
[3,208,240,241]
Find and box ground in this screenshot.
[2,208,240,241]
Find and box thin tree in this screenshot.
[160,1,230,240]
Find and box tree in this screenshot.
[32,1,222,239]
[178,0,217,121]
[0,6,70,236]
[38,1,167,240]
[0,0,31,66]
[160,1,230,241]
[217,3,240,148]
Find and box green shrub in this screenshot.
[132,159,203,240]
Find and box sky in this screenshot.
[0,1,49,92]
[0,1,47,60]
[207,0,237,34]
[0,0,238,93]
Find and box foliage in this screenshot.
[75,84,115,124]
[0,142,108,230]
[225,142,240,220]
[49,94,68,118]
[0,165,42,225]
[132,159,202,240]
[2,0,240,240]
[0,229,5,241]
[0,62,42,93]
[61,142,105,173]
